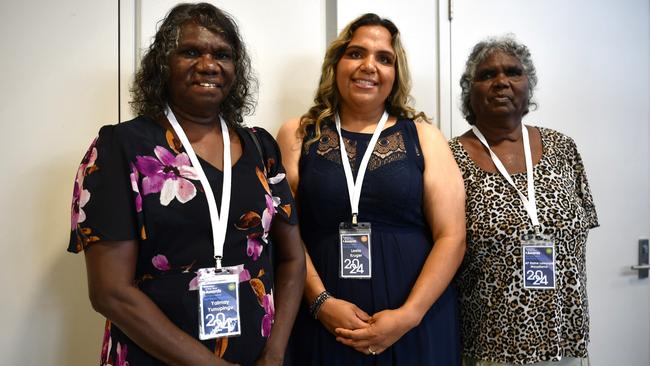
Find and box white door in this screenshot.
[439,0,650,364]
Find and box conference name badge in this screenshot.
[521,233,556,289]
[197,267,241,339]
[339,222,372,279]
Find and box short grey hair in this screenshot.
[459,35,538,125]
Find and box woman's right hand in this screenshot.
[316,297,371,335]
[85,240,225,365]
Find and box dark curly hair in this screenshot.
[459,35,538,125]
[130,2,256,126]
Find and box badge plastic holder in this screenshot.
[197,266,241,340]
[339,222,372,279]
[521,231,556,290]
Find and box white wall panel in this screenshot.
[0,0,118,364]
[135,0,326,134]
[337,0,440,126]
[443,0,650,363]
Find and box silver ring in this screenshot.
[368,346,376,355]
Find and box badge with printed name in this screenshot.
[197,267,241,339]
[339,222,371,279]
[521,233,556,289]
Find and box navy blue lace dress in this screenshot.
[287,118,460,365]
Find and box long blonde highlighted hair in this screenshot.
[299,13,422,148]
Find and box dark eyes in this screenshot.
[505,67,523,77]
[344,49,394,65]
[178,48,233,60]
[476,67,524,81]
[347,50,362,59]
[180,49,199,57]
[378,54,395,65]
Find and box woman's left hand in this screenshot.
[333,307,416,355]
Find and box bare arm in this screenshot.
[276,119,371,335]
[400,121,466,323]
[256,218,306,365]
[84,240,236,366]
[335,120,466,354]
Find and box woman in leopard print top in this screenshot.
[450,36,598,366]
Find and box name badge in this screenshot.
[197,267,241,339]
[339,222,371,279]
[521,233,556,289]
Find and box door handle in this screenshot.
[633,239,649,279]
[631,265,650,270]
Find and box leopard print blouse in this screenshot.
[449,127,599,364]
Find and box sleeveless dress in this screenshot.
[68,116,296,366]
[287,118,460,365]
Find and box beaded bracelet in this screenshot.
[309,290,332,319]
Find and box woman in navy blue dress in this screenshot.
[277,13,465,365]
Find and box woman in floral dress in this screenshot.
[68,3,304,365]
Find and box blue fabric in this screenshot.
[287,118,460,365]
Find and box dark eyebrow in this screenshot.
[345,44,395,56]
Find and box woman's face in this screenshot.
[168,22,235,116]
[469,51,530,123]
[336,25,396,114]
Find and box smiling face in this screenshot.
[469,51,530,123]
[168,22,235,118]
[335,25,396,116]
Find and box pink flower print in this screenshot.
[71,181,91,231]
[188,275,199,291]
[267,173,286,185]
[246,233,264,261]
[261,292,275,337]
[100,321,112,365]
[78,138,98,179]
[261,194,281,242]
[152,254,171,271]
[129,163,142,212]
[135,146,199,206]
[239,268,251,282]
[71,138,98,231]
[116,342,129,366]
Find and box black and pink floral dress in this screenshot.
[68,116,296,366]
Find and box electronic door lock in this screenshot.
[631,238,649,279]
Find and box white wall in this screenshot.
[1,0,648,364]
[0,0,117,363]
[337,0,440,122]
[441,0,650,364]
[128,0,327,133]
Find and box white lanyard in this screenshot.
[472,125,540,229]
[335,111,389,224]
[166,106,232,269]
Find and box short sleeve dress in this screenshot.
[68,116,297,366]
[449,126,599,364]
[287,119,460,366]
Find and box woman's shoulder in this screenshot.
[98,115,159,139]
[535,125,578,151]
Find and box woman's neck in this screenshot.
[473,117,524,145]
[168,103,222,138]
[338,105,386,133]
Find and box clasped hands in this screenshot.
[317,297,416,356]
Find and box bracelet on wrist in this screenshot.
[309,290,331,319]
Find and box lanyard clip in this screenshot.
[533,225,541,236]
[214,256,223,270]
[352,213,358,225]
